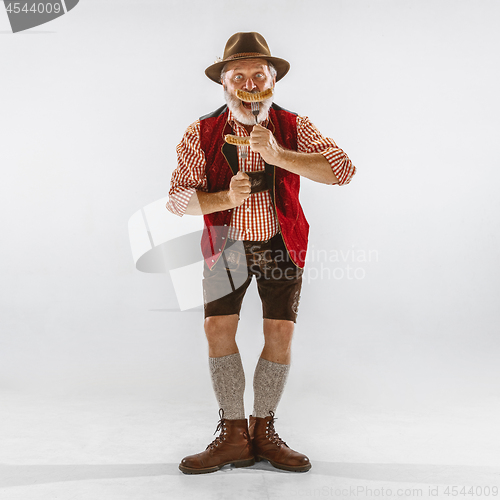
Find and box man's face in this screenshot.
[221,58,276,125]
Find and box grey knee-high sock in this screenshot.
[252,357,290,418]
[208,353,245,420]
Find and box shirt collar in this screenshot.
[227,108,270,132]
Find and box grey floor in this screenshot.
[1,392,499,500]
[1,281,499,499]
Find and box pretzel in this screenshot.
[236,88,274,103]
[224,134,250,146]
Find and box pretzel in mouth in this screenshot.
[236,88,274,103]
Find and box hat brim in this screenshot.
[205,56,290,84]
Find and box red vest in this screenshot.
[199,104,309,269]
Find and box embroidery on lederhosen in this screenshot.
[223,247,242,270]
[291,290,301,315]
[249,244,277,272]
[246,171,269,194]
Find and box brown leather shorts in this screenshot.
[203,233,303,322]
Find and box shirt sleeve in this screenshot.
[166,120,208,217]
[296,115,356,185]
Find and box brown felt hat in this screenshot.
[205,32,290,84]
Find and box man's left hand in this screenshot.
[249,124,283,165]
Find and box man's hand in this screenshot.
[249,124,340,184]
[184,172,251,215]
[228,171,251,206]
[249,124,283,165]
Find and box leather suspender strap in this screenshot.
[265,161,275,204]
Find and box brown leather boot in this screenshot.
[249,412,311,472]
[179,410,255,474]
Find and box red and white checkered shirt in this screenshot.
[167,109,356,241]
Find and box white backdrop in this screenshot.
[1,0,499,422]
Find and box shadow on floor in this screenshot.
[1,462,499,488]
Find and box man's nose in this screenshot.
[243,78,256,90]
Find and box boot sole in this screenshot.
[255,456,312,473]
[178,457,255,475]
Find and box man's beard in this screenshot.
[224,88,274,126]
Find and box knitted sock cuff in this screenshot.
[208,352,242,371]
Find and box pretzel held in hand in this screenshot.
[224,135,251,146]
[236,88,274,103]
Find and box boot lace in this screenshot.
[265,411,287,447]
[206,408,228,450]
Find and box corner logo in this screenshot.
[3,0,79,33]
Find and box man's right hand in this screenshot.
[227,171,251,206]
[184,171,251,215]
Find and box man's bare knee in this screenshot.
[263,319,294,345]
[204,314,239,343]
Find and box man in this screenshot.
[166,32,356,474]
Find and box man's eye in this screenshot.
[234,75,242,81]
[255,73,264,78]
